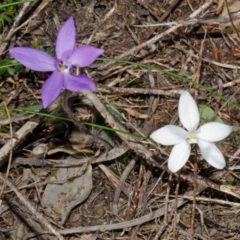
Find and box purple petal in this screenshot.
[41,71,64,108]
[63,74,96,91]
[56,17,76,60]
[9,47,56,72]
[68,45,104,67]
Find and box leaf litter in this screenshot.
[0,0,240,239]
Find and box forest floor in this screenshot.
[0,0,240,239]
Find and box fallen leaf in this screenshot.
[41,162,92,224]
[219,0,240,38]
[124,108,148,119]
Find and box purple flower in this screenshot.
[9,17,104,108]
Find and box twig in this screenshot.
[173,172,180,239]
[60,198,187,235]
[98,87,184,96]
[176,45,240,70]
[148,170,166,198]
[0,120,39,168]
[223,0,240,39]
[112,158,137,215]
[138,165,152,214]
[144,0,181,40]
[181,196,240,207]
[134,11,240,27]
[0,173,64,239]
[0,2,31,55]
[87,5,116,44]
[164,173,172,223]
[191,148,198,240]
[0,99,13,198]
[95,1,213,71]
[194,30,207,98]
[14,146,127,167]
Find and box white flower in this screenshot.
[150,91,232,173]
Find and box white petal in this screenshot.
[197,140,226,169]
[150,125,188,145]
[179,91,199,132]
[196,122,232,142]
[168,140,191,173]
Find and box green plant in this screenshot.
[0,58,21,75]
[0,0,16,29]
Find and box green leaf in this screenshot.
[7,67,14,75]
[3,15,12,23]
[105,101,123,122]
[199,104,223,123]
[23,105,42,112]
[50,169,57,179]
[233,132,240,145]
[100,130,115,147]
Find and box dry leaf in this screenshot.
[213,0,224,13]
[41,163,92,224]
[219,0,240,38]
[124,108,148,119]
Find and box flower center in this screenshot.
[187,132,197,144]
[56,60,72,74]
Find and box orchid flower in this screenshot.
[150,91,232,173]
[9,17,104,108]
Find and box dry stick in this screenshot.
[138,166,153,214]
[0,2,31,55]
[0,120,39,168]
[217,78,240,88]
[135,10,240,27]
[0,113,36,125]
[148,174,170,238]
[14,146,127,167]
[131,164,143,220]
[134,171,159,236]
[60,198,188,235]
[11,0,52,37]
[144,69,155,125]
[223,0,240,39]
[0,0,52,54]
[181,196,240,207]
[0,173,64,240]
[177,46,240,70]
[112,159,137,215]
[148,170,166,197]
[144,0,181,40]
[87,5,116,45]
[164,173,172,223]
[191,147,198,240]
[194,30,207,99]
[211,86,240,122]
[95,1,213,71]
[173,172,180,240]
[0,100,13,199]
[156,172,172,239]
[153,208,175,240]
[98,87,184,96]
